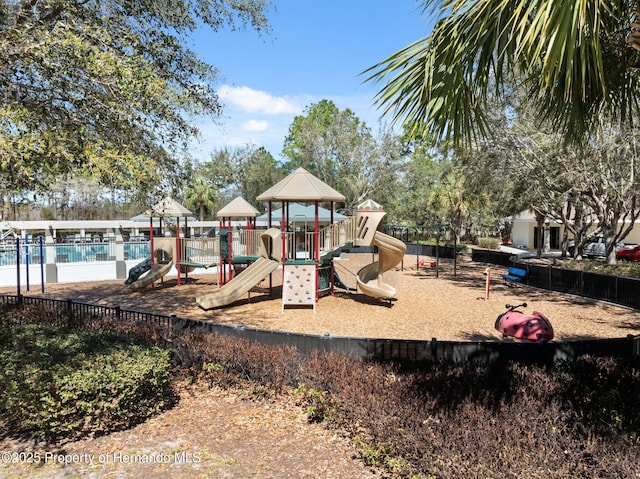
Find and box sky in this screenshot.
[187,0,435,164]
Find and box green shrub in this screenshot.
[561,259,640,279]
[476,237,500,250]
[455,243,469,253]
[294,384,337,423]
[0,322,171,441]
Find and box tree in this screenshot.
[365,0,640,147]
[481,102,640,264]
[578,125,640,264]
[236,147,283,209]
[0,0,272,199]
[364,125,405,220]
[185,176,218,222]
[394,122,442,225]
[428,165,486,244]
[283,100,396,211]
[198,145,283,210]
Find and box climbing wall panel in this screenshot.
[282,263,316,312]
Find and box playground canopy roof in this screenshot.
[217,197,260,218]
[143,197,193,218]
[256,167,345,202]
[256,203,346,224]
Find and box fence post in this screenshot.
[24,233,30,292]
[115,306,121,321]
[632,335,640,357]
[39,236,45,293]
[66,299,73,326]
[15,237,21,298]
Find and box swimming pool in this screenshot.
[0,241,148,266]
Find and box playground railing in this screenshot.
[195,219,358,264]
[179,237,221,267]
[318,217,357,253]
[235,229,264,258]
[284,218,358,261]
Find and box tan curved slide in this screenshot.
[129,238,176,291]
[196,257,280,310]
[356,231,406,299]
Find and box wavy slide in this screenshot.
[129,261,174,292]
[128,238,176,291]
[197,256,280,310]
[356,231,406,299]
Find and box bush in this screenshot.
[173,330,301,394]
[296,356,640,478]
[5,304,640,477]
[476,237,500,250]
[0,312,171,441]
[561,259,640,279]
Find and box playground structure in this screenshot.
[196,228,281,309]
[215,196,261,287]
[127,168,407,310]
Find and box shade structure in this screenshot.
[256,167,345,202]
[217,197,260,218]
[143,197,193,218]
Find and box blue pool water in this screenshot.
[0,242,149,266]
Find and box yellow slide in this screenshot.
[196,256,280,310]
[356,231,406,299]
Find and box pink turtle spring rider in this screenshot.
[495,303,554,341]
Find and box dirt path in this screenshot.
[0,381,382,479]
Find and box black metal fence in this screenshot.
[3,293,639,364]
[472,249,640,310]
[356,242,457,261]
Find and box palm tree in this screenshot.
[365,0,640,146]
[428,168,483,244]
[184,176,217,227]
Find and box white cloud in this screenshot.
[243,119,269,132]
[218,85,304,115]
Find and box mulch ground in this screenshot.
[5,253,639,341]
